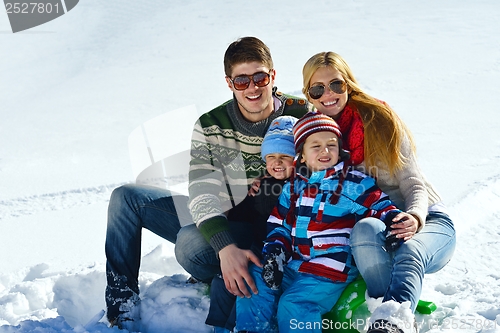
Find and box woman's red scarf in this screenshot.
[336,103,365,165]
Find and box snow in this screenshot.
[1,0,500,332]
[367,301,416,333]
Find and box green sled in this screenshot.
[322,276,437,333]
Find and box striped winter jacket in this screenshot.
[265,162,401,282]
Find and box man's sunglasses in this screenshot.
[228,71,272,91]
[307,80,347,100]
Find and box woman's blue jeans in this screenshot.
[350,212,456,312]
[104,184,256,321]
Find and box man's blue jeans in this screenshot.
[105,184,255,321]
[350,212,456,312]
[104,184,206,320]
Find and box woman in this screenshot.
[302,52,456,333]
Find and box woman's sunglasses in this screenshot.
[307,80,347,100]
[229,71,271,91]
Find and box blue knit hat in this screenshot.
[261,116,298,161]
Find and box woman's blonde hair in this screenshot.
[302,51,416,176]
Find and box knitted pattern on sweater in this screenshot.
[188,88,308,253]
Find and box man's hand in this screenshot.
[218,244,262,298]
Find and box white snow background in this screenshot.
[1,0,500,332]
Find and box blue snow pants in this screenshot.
[235,263,358,333]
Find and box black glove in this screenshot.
[383,211,405,252]
[261,243,286,290]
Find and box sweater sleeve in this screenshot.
[188,116,235,253]
[392,135,429,230]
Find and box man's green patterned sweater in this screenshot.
[188,88,309,253]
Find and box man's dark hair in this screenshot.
[223,36,274,77]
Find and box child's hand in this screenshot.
[261,243,286,290]
[248,178,262,196]
[248,175,272,196]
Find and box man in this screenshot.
[105,36,309,329]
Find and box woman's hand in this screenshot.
[388,212,419,241]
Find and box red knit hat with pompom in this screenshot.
[286,112,351,224]
[293,111,349,160]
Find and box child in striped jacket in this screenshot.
[236,112,403,333]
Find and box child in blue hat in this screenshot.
[206,116,299,333]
